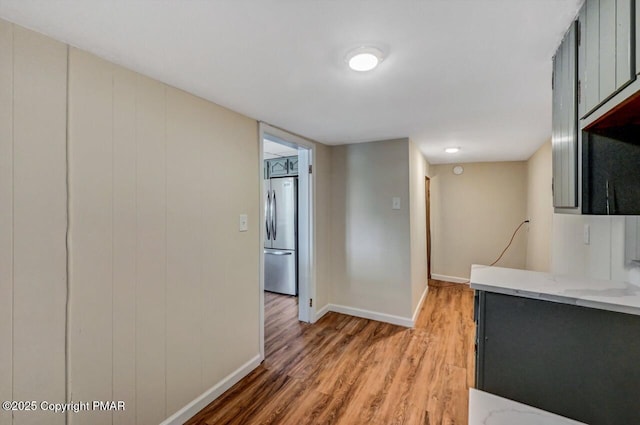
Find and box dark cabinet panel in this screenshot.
[476,291,640,425]
[582,127,640,214]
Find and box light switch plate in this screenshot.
[239,214,248,232]
[392,197,401,210]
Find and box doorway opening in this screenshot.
[259,123,316,361]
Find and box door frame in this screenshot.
[258,122,316,361]
[425,176,431,280]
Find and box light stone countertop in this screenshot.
[470,264,640,316]
[469,389,586,425]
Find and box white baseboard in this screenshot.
[160,353,262,425]
[314,304,330,322]
[411,284,429,324]
[431,273,470,284]
[328,304,414,328]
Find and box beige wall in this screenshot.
[431,161,528,280]
[330,139,413,318]
[314,142,332,311]
[67,49,259,424]
[0,19,263,425]
[408,140,430,313]
[0,18,433,425]
[0,22,68,425]
[525,141,553,272]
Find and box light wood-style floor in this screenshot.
[186,281,475,425]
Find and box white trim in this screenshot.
[314,303,330,321]
[328,304,414,328]
[431,273,470,284]
[258,123,265,361]
[296,148,313,323]
[159,354,261,425]
[258,122,318,360]
[411,284,429,324]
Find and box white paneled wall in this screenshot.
[0,22,68,425]
[67,48,260,424]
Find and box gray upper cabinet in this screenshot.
[287,156,298,174]
[552,21,579,209]
[637,0,640,74]
[579,0,635,117]
[615,0,634,87]
[264,156,299,178]
[268,158,289,177]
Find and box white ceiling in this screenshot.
[264,139,298,160]
[0,0,582,164]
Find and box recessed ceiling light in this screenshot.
[346,47,384,72]
[445,147,460,153]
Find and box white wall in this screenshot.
[551,214,640,286]
[525,141,553,272]
[0,21,68,425]
[67,48,259,424]
[430,161,528,280]
[408,139,430,313]
[330,139,413,319]
[521,140,640,284]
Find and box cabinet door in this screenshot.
[287,156,298,175]
[615,0,633,89]
[477,291,640,425]
[637,0,640,74]
[580,0,600,114]
[268,158,288,177]
[578,6,587,118]
[552,22,578,209]
[599,0,617,97]
[579,0,635,116]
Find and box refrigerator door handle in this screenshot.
[265,190,271,240]
[272,190,277,240]
[264,250,292,256]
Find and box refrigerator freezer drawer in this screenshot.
[264,249,297,296]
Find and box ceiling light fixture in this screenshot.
[346,46,385,72]
[445,147,460,153]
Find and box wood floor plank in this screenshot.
[185,282,475,425]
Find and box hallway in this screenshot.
[187,282,475,425]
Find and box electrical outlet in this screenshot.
[583,224,590,245]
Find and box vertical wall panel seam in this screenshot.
[64,43,71,425]
[110,69,115,425]
[134,74,139,425]
[163,85,168,419]
[199,110,203,393]
[10,22,15,425]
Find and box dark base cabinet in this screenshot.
[475,291,640,425]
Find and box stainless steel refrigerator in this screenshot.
[264,177,297,295]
